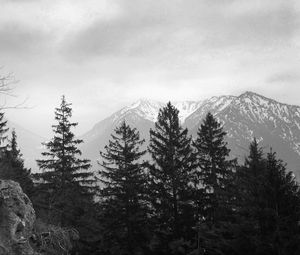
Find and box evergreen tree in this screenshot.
[190,112,237,255]
[233,139,267,254]
[194,112,236,224]
[235,141,300,255]
[148,102,196,252]
[0,110,9,176]
[244,138,265,177]
[263,150,300,255]
[0,129,34,196]
[10,128,21,159]
[98,121,149,255]
[0,111,8,155]
[34,95,96,227]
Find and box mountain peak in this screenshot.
[237,91,293,108]
[239,91,262,98]
[129,99,162,108]
[119,99,163,122]
[125,99,205,123]
[172,101,204,123]
[81,93,300,178]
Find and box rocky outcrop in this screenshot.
[0,180,36,255]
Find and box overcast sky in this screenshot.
[1,0,300,137]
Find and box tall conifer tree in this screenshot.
[194,112,236,224]
[0,111,9,176]
[35,96,95,226]
[99,121,149,255]
[0,111,8,155]
[148,102,196,249]
[192,112,237,255]
[10,129,21,159]
[238,138,266,226]
[234,139,268,254]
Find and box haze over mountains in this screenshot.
[10,91,300,178]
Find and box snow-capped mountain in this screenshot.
[186,92,300,178]
[173,101,205,123]
[118,99,164,123]
[111,99,204,124]
[80,92,300,178]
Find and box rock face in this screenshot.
[0,180,36,255]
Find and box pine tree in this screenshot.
[233,139,267,254]
[10,129,21,159]
[0,110,9,176]
[194,112,236,224]
[264,150,300,255]
[98,121,149,255]
[245,138,264,176]
[0,111,8,155]
[0,129,34,196]
[35,95,95,227]
[148,102,196,250]
[235,142,300,255]
[254,149,300,255]
[239,138,266,228]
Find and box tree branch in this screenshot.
[0,70,30,110]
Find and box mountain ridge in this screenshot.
[8,91,299,177]
[80,91,300,178]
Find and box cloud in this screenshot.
[0,23,49,56]
[201,3,298,48]
[267,71,300,84]
[0,0,120,56]
[63,0,300,62]
[0,0,300,137]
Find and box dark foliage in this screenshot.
[0,129,34,196]
[0,100,299,255]
[148,102,196,253]
[98,121,150,255]
[0,111,8,154]
[192,112,237,254]
[0,116,34,198]
[33,96,98,254]
[234,140,300,255]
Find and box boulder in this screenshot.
[0,180,36,255]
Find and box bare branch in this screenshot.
[0,70,30,110]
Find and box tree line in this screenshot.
[0,96,300,255]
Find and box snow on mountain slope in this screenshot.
[82,99,162,145]
[118,99,164,123]
[80,100,160,169]
[81,92,300,178]
[116,99,204,124]
[184,95,236,128]
[224,92,300,160]
[172,101,203,123]
[80,99,205,169]
[224,91,300,154]
[186,91,300,177]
